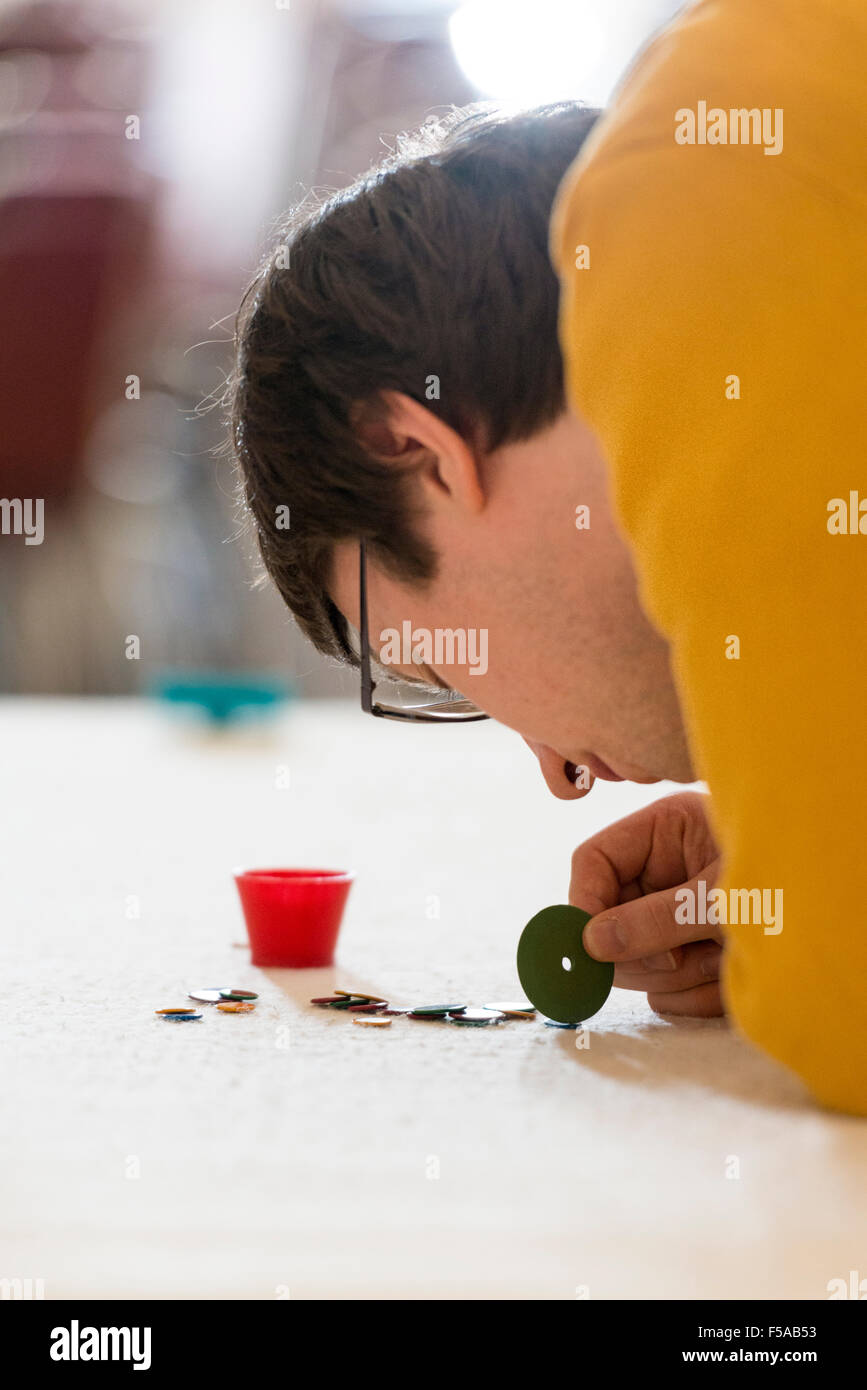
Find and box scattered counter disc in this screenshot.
[410,1004,466,1019]
[449,1008,505,1025]
[517,904,613,1024]
[161,1012,202,1022]
[217,1001,255,1013]
[220,989,258,1001]
[189,989,227,1004]
[353,1016,392,1027]
[484,1001,535,1018]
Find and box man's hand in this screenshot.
[569,792,724,1017]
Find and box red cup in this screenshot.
[234,867,354,967]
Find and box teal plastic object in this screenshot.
[517,904,614,1024]
[150,670,294,725]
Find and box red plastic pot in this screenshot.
[234,867,354,967]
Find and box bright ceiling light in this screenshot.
[448,0,673,109]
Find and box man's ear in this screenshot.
[351,390,485,514]
[349,394,412,458]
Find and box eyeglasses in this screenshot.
[358,540,490,722]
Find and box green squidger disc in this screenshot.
[517,904,614,1024]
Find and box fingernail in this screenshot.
[639,951,679,972]
[584,916,627,958]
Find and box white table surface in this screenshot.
[2,698,864,1299]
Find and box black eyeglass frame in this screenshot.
[358,540,489,723]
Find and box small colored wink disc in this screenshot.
[449,1008,504,1025]
[353,1016,392,1027]
[220,989,258,1000]
[161,1013,202,1022]
[410,1004,466,1017]
[517,904,613,1024]
[484,1001,536,1017]
[217,1001,255,1012]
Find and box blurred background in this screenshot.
[0,0,678,698]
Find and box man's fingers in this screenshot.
[583,864,722,963]
[646,981,724,1018]
[613,941,723,994]
[569,790,714,914]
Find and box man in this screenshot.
[229,0,866,1114]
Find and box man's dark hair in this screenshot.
[227,100,600,664]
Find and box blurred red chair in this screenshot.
[0,1,155,501]
[0,190,152,501]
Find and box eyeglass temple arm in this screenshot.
[359,541,375,709]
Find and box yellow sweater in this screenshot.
[551,0,867,1113]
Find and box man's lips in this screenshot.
[582,753,625,782]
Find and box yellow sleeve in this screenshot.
[551,0,867,1113]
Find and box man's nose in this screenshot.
[522,737,595,800]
